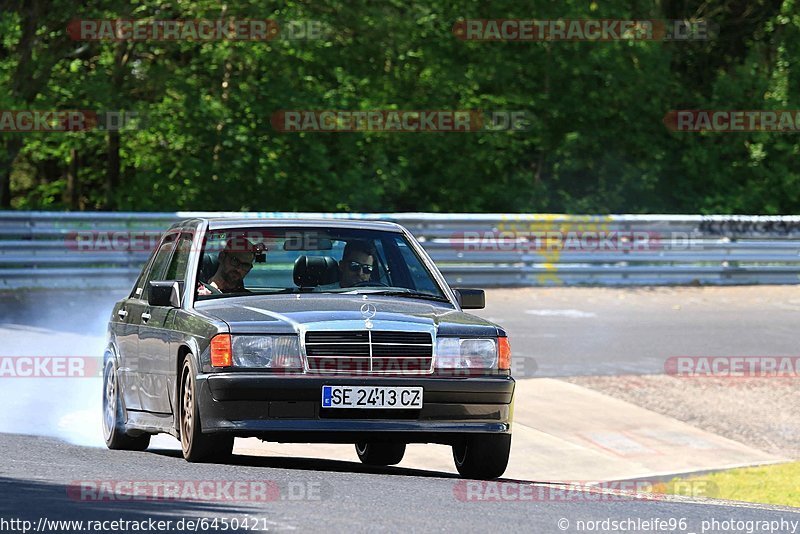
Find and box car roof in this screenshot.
[195,218,406,233]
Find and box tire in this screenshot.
[452,434,511,479]
[179,355,234,462]
[355,442,406,466]
[102,358,150,451]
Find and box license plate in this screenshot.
[321,386,423,409]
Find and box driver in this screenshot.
[197,236,258,295]
[338,240,375,288]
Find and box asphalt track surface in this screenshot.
[2,433,799,533]
[1,287,799,532]
[480,286,800,377]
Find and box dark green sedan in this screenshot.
[103,218,514,479]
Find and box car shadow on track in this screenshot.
[147,448,461,480]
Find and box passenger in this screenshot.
[197,236,258,295]
[338,240,375,288]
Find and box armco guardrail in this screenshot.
[1,211,800,289]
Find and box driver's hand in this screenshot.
[197,283,212,296]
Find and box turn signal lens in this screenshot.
[210,334,232,367]
[498,337,511,370]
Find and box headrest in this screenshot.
[293,255,339,287]
[199,252,219,283]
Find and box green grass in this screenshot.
[662,462,800,507]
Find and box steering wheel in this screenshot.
[353,280,388,287]
[197,280,223,295]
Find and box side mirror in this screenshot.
[453,288,485,309]
[148,281,183,308]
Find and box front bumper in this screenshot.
[197,374,515,445]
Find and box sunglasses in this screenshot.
[348,261,374,275]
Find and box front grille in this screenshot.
[305,330,433,374]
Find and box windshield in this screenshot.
[195,226,447,301]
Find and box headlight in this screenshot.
[231,335,302,369]
[435,338,498,369]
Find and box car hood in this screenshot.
[195,294,502,337]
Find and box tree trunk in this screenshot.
[105,40,131,210]
[66,148,79,210]
[211,4,231,189]
[0,138,24,208]
[106,131,120,210]
[1,165,12,209]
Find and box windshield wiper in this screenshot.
[361,289,451,303]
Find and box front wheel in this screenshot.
[179,356,233,462]
[102,358,150,451]
[355,442,406,466]
[452,434,511,479]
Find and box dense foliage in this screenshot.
[1,0,799,214]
